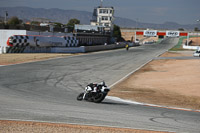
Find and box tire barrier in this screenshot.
[7,35,79,53]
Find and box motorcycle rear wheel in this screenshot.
[93,92,106,103]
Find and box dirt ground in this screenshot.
[0,53,73,65]
[109,51,200,110]
[0,120,169,133]
[184,37,200,46]
[160,51,193,57]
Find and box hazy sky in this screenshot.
[0,0,200,24]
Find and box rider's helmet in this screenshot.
[99,81,105,86]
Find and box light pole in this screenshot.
[197,19,200,46]
[135,18,139,43]
[100,0,103,7]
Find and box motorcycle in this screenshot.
[77,82,110,103]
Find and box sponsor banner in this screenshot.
[180,32,188,36]
[166,31,180,37]
[144,30,157,37]
[136,31,144,35]
[157,32,166,36]
[136,30,188,37]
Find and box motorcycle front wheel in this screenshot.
[77,93,84,101]
[93,92,106,103]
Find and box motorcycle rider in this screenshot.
[125,43,129,51]
[83,81,106,99]
[85,81,106,92]
[85,83,98,92]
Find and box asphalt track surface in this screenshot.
[0,38,200,132]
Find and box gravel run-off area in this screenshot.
[110,51,200,110]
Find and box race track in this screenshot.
[0,38,200,132]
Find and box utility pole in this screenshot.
[5,11,8,24]
[187,32,189,46]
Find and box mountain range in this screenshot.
[0,6,198,30]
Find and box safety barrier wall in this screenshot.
[8,35,78,48]
[22,43,127,53]
[50,43,127,53]
[0,30,74,54]
[1,30,131,53]
[0,30,26,53]
[24,46,51,53]
[51,47,85,53]
[84,43,128,53]
[183,45,199,50]
[0,46,7,54]
[4,42,133,53]
[27,31,72,36]
[84,45,115,52]
[0,30,26,47]
[8,42,131,53]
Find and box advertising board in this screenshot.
[166,31,180,37]
[144,30,157,37]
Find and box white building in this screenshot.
[91,6,114,31]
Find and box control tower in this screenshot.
[90,0,114,32]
